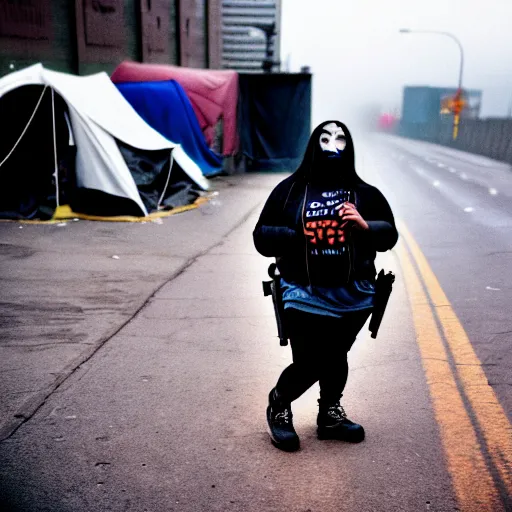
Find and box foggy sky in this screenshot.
[280,0,512,126]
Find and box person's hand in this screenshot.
[337,202,369,231]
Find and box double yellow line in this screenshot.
[398,221,512,512]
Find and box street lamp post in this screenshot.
[399,29,465,140]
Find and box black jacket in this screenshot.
[253,170,398,286]
[254,121,398,286]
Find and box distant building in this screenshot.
[400,85,483,141]
[221,0,282,73]
[401,86,482,125]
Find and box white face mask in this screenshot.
[319,123,347,155]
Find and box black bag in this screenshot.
[369,270,395,339]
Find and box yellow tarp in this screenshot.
[0,196,210,224]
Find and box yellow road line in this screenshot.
[399,221,512,500]
[398,239,503,511]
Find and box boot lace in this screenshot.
[326,402,347,421]
[274,408,292,425]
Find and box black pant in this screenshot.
[275,308,371,405]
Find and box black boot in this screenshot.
[317,400,365,443]
[266,388,300,452]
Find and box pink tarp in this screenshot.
[111,61,239,156]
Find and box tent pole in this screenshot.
[0,85,48,169]
[51,88,60,208]
[157,151,174,209]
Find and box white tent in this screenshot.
[0,64,209,218]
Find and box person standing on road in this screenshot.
[253,121,398,452]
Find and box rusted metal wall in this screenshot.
[207,0,222,69]
[140,0,171,63]
[0,0,218,76]
[178,0,207,69]
[0,0,54,60]
[221,0,281,72]
[0,0,75,75]
[75,0,125,65]
[0,0,52,40]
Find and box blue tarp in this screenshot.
[116,80,222,177]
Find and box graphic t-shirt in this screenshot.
[303,186,353,286]
[279,184,375,317]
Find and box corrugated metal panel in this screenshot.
[223,15,274,25]
[223,61,262,72]
[223,52,266,61]
[223,43,266,52]
[223,35,264,43]
[224,0,275,7]
[223,7,275,16]
[221,0,280,73]
[223,26,259,34]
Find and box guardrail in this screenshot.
[398,118,512,166]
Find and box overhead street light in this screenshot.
[399,28,465,140]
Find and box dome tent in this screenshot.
[0,64,209,221]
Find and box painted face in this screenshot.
[319,123,346,157]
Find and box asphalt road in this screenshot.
[364,136,512,421]
[0,137,510,511]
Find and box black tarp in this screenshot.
[238,73,312,172]
[117,140,201,213]
[71,142,201,217]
